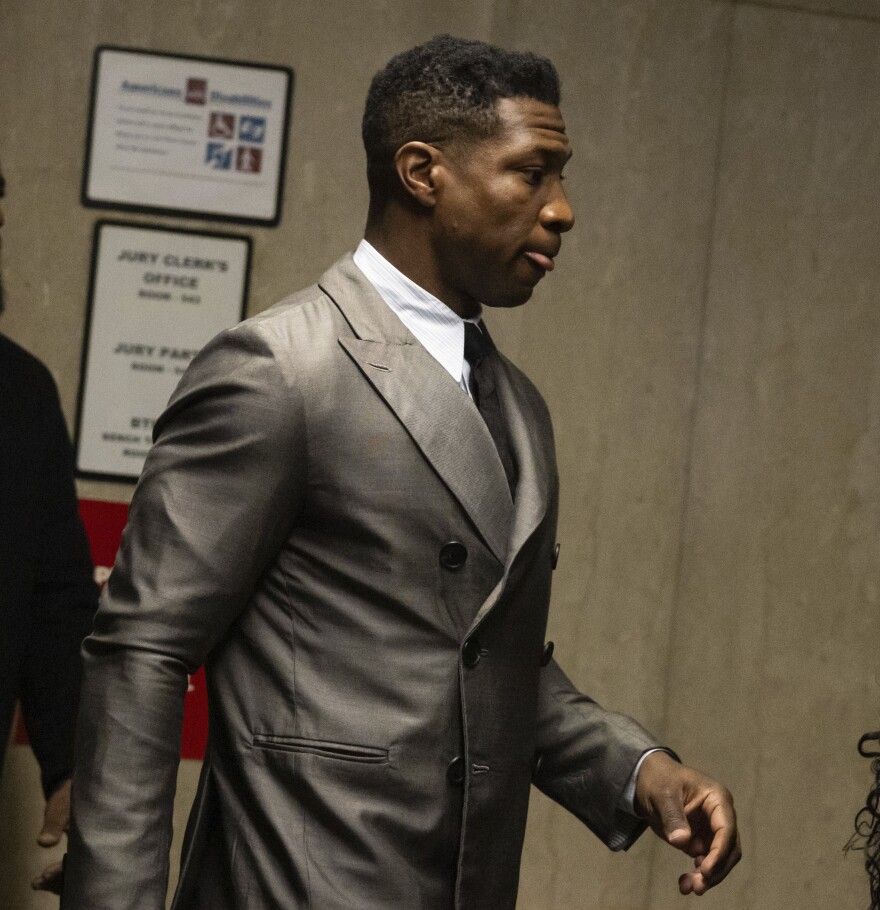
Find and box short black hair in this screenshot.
[362,34,560,208]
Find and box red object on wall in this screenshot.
[180,667,209,759]
[14,499,209,760]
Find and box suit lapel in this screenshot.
[320,256,514,566]
[464,350,554,634]
[494,352,552,568]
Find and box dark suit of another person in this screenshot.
[0,332,98,796]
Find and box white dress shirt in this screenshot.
[353,239,481,398]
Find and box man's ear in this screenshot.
[394,142,443,208]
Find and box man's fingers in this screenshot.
[37,823,64,847]
[678,833,742,895]
[655,790,692,847]
[31,859,64,894]
[34,786,68,895]
[37,812,66,846]
[37,779,71,846]
[684,835,709,858]
[693,789,739,879]
[699,832,742,886]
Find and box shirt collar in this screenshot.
[352,239,481,385]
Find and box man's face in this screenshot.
[431,97,574,316]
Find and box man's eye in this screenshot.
[522,168,544,185]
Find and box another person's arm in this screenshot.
[19,368,97,893]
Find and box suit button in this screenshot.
[552,542,561,569]
[540,641,554,667]
[446,756,466,784]
[439,541,468,569]
[462,637,481,667]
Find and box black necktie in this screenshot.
[464,321,517,494]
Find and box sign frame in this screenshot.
[74,219,252,483]
[82,45,294,226]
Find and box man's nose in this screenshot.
[541,183,574,233]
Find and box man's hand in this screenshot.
[635,751,741,896]
[30,778,70,894]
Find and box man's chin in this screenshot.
[481,287,534,310]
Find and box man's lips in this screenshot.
[523,251,556,272]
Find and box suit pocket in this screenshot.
[252,733,389,764]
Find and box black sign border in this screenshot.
[74,218,253,484]
[81,45,294,227]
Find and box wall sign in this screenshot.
[83,46,293,225]
[75,221,251,482]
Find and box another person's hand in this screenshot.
[31,859,63,894]
[635,751,741,895]
[30,778,70,894]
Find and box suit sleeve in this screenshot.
[63,323,307,910]
[519,384,664,852]
[532,656,662,851]
[19,372,98,799]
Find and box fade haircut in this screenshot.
[362,34,560,209]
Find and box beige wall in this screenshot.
[1,1,878,907]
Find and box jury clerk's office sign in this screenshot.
[75,221,251,482]
[83,46,293,225]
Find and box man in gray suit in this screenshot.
[64,36,740,909]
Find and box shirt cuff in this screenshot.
[607,747,677,851]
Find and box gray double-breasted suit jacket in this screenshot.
[64,255,660,910]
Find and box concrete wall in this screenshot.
[1,1,878,907]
